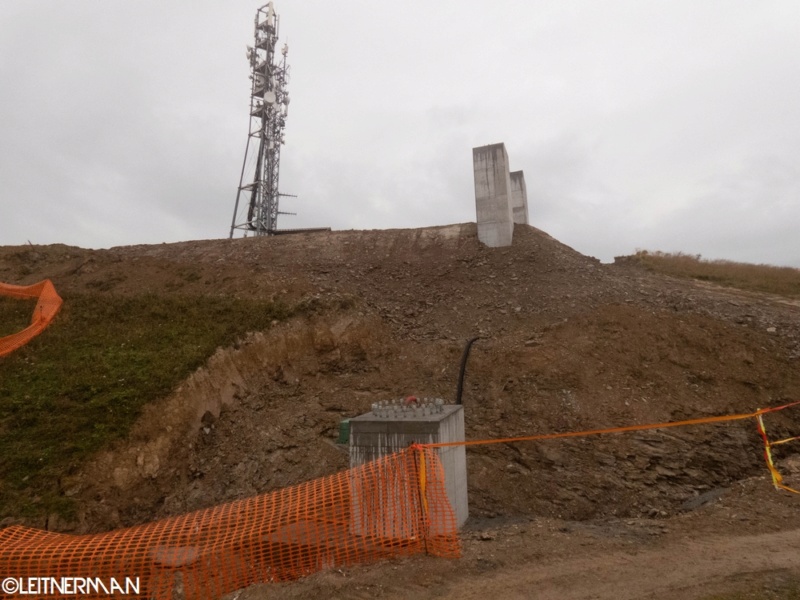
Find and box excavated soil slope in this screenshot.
[2,223,800,598]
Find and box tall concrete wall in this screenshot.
[473,143,514,247]
[510,170,529,225]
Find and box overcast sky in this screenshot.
[1,1,799,266]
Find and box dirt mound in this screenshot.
[3,223,800,595]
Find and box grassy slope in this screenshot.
[0,297,37,338]
[624,251,800,299]
[0,292,293,520]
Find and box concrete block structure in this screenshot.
[349,404,468,529]
[473,143,515,247]
[510,170,529,225]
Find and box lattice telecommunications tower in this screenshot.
[230,2,293,237]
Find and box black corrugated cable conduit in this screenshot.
[455,337,480,405]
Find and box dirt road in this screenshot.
[449,529,800,600]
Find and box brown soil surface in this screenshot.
[2,223,800,598]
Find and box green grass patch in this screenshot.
[623,251,800,299]
[0,292,294,520]
[0,296,37,338]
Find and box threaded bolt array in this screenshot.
[371,397,446,419]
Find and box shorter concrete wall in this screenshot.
[510,170,529,225]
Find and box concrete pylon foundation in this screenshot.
[510,170,529,225]
[473,143,514,247]
[349,404,468,529]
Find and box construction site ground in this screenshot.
[2,222,800,599]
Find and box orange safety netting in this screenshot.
[0,280,63,357]
[0,447,460,600]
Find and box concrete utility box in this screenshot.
[349,403,468,529]
[473,143,514,247]
[510,170,529,225]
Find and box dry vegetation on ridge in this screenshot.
[622,250,800,299]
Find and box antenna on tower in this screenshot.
[229,3,294,237]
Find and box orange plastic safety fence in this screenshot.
[0,447,460,599]
[0,280,63,357]
[423,400,800,449]
[755,412,800,495]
